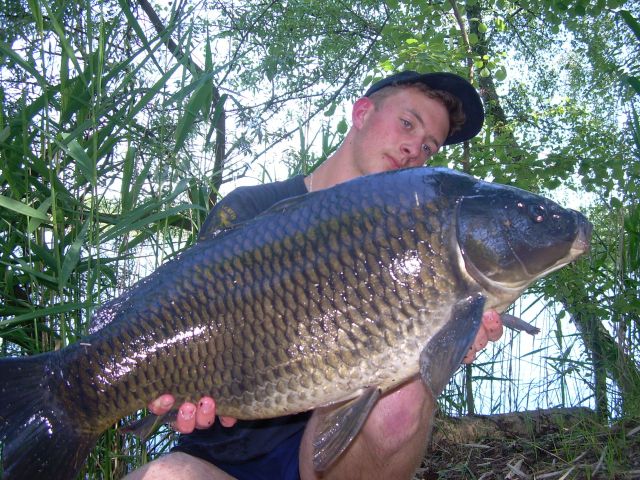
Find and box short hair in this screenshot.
[368,83,466,138]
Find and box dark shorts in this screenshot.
[174,426,304,480]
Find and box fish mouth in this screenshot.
[569,223,591,259]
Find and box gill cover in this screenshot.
[456,186,581,289]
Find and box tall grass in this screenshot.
[0,0,216,475]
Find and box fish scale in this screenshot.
[0,167,592,480]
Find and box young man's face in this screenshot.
[350,86,451,176]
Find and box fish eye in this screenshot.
[529,204,546,223]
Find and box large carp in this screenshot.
[0,167,591,479]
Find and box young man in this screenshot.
[126,71,503,480]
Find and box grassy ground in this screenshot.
[416,417,640,479]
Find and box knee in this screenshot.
[123,452,231,480]
[363,380,436,455]
[123,453,184,480]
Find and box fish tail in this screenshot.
[0,354,99,480]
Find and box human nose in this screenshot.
[400,140,424,166]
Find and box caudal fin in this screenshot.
[0,353,99,480]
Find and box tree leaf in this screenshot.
[324,102,337,117]
[337,118,348,134]
[627,76,640,96]
[620,10,640,41]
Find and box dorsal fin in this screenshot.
[201,191,313,242]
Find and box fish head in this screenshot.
[455,183,592,299]
[415,170,592,401]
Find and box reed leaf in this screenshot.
[0,40,47,85]
[99,179,201,243]
[0,195,49,221]
[59,134,97,188]
[39,1,84,84]
[117,0,165,64]
[174,73,216,152]
[26,197,53,233]
[106,203,202,248]
[59,217,91,290]
[121,146,137,214]
[620,10,640,41]
[0,301,92,329]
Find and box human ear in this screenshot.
[351,97,375,129]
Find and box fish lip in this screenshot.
[504,216,591,283]
[571,220,591,254]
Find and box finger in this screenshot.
[482,310,503,342]
[472,325,489,352]
[148,393,175,415]
[195,397,216,429]
[219,416,238,428]
[462,347,476,365]
[174,403,197,434]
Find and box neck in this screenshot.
[305,135,360,192]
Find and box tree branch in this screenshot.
[448,0,474,173]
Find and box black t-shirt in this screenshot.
[174,174,312,463]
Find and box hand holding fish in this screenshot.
[462,309,503,364]
[148,394,237,433]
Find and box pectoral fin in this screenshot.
[312,386,381,472]
[420,294,485,398]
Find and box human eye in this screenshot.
[401,118,412,129]
[422,143,433,157]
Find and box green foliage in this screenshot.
[0,0,210,463]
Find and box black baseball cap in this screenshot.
[364,71,484,145]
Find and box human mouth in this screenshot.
[386,155,402,170]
